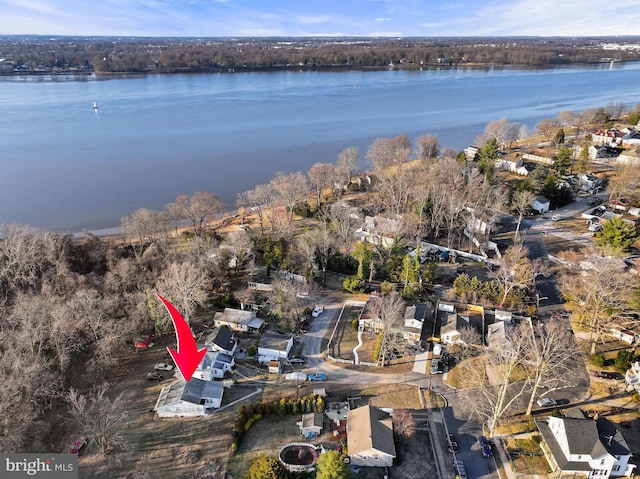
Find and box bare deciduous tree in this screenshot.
[511,190,536,240]
[489,242,547,307]
[476,118,519,150]
[522,319,580,415]
[336,146,360,185]
[377,292,405,366]
[174,192,224,239]
[416,134,440,160]
[560,261,634,355]
[308,162,335,207]
[536,118,562,142]
[67,385,128,456]
[155,261,208,327]
[391,409,416,438]
[268,276,310,330]
[464,323,530,437]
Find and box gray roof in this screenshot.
[347,405,396,458]
[181,378,224,405]
[259,333,293,351]
[537,412,632,472]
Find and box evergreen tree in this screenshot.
[554,146,572,175]
[596,216,637,253]
[477,138,499,178]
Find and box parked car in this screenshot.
[536,397,557,408]
[307,372,327,381]
[448,433,459,453]
[588,222,602,232]
[595,371,615,379]
[430,358,441,374]
[619,420,632,429]
[478,436,493,457]
[453,460,467,479]
[68,436,88,454]
[312,306,324,317]
[587,197,604,207]
[154,363,174,371]
[285,372,307,381]
[551,214,563,222]
[146,372,163,382]
[288,356,305,364]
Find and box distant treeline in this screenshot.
[1,36,640,74]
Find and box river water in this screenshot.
[1,62,640,232]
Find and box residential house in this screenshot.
[537,409,636,478]
[438,303,484,346]
[298,412,323,438]
[192,351,234,381]
[258,333,294,362]
[402,303,428,343]
[610,325,640,345]
[621,129,640,146]
[495,157,529,176]
[358,295,384,332]
[592,128,626,146]
[616,149,640,165]
[212,308,264,333]
[155,378,224,418]
[347,405,396,468]
[203,325,237,356]
[531,196,551,214]
[625,361,640,392]
[354,215,401,249]
[589,145,621,161]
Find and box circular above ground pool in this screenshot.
[279,443,320,472]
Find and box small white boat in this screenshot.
[93,101,98,110]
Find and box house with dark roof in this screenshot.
[347,405,396,467]
[537,409,636,478]
[203,325,237,356]
[154,378,224,418]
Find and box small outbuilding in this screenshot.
[531,196,550,214]
[299,413,323,438]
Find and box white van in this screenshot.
[432,342,442,357]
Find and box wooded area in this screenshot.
[1,36,640,74]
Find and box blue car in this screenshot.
[478,436,493,458]
[307,372,327,381]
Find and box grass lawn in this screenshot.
[505,437,551,475]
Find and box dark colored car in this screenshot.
[478,436,493,458]
[146,372,163,382]
[448,433,459,453]
[620,420,631,429]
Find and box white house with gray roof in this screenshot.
[213,308,264,333]
[154,378,224,418]
[537,409,636,478]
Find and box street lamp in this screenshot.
[536,293,548,314]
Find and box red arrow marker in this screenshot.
[157,295,207,382]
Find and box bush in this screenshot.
[615,349,634,372]
[351,319,360,330]
[343,275,365,293]
[247,345,257,357]
[593,354,605,367]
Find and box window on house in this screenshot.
[374,455,380,461]
[613,465,620,472]
[601,459,606,465]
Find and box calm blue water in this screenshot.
[1,63,640,232]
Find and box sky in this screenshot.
[1,0,640,38]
